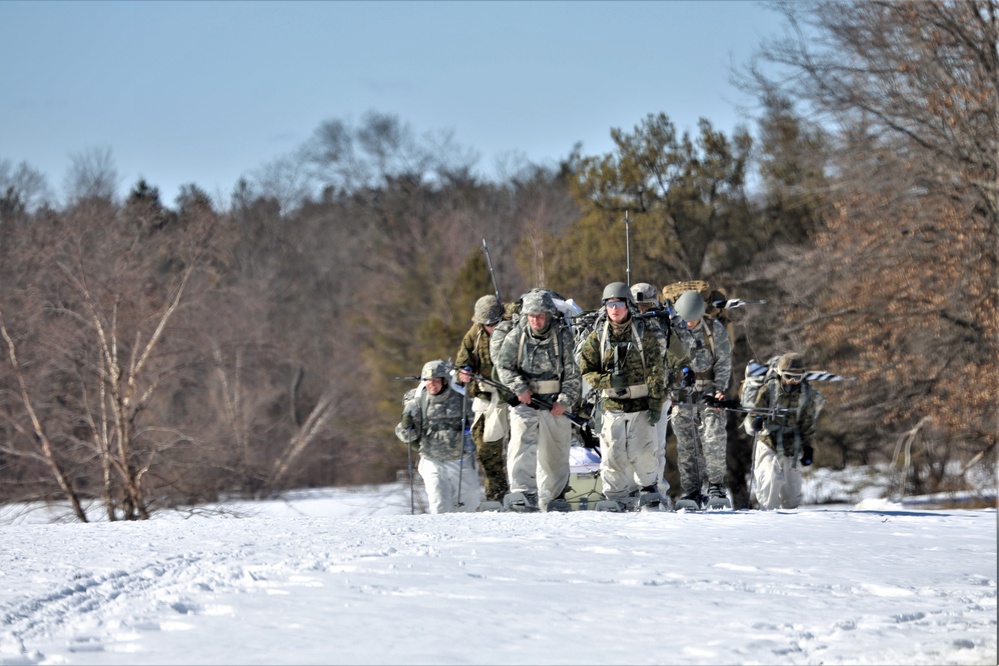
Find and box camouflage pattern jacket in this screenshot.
[667,316,732,400]
[495,318,581,411]
[455,323,498,400]
[395,387,473,462]
[579,317,665,413]
[753,377,820,457]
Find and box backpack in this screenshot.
[739,356,781,436]
[490,288,579,387]
[661,279,734,346]
[739,356,827,436]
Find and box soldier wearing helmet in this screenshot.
[495,288,582,512]
[395,359,480,513]
[630,282,674,498]
[578,282,667,511]
[455,295,510,505]
[667,289,734,510]
[749,353,824,510]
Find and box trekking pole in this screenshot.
[688,391,706,503]
[392,374,422,514]
[747,430,759,510]
[457,379,468,510]
[406,426,415,515]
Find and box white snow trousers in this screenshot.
[507,404,571,509]
[599,409,659,501]
[753,440,803,510]
[418,455,480,514]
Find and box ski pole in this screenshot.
[688,392,705,502]
[457,379,468,510]
[747,430,758,510]
[406,425,415,515]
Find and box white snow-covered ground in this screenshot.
[1,468,996,666]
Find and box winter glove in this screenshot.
[647,409,662,426]
[610,373,628,390]
[751,415,763,432]
[401,412,415,430]
[800,445,814,466]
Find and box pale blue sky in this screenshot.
[1,1,777,206]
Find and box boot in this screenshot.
[675,490,704,511]
[707,483,731,509]
[638,485,663,511]
[503,491,539,513]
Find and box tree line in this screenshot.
[0,0,994,519]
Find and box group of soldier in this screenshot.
[396,280,822,514]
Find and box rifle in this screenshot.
[442,360,591,429]
[624,210,632,286]
[481,238,502,303]
[699,394,797,418]
[710,298,768,309]
[635,307,675,322]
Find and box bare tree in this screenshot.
[741,0,998,487]
[0,159,53,222]
[64,146,120,205]
[0,307,88,521]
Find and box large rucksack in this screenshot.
[489,288,579,385]
[661,279,734,346]
[738,356,827,436]
[739,356,781,436]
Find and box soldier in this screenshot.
[395,360,480,514]
[580,282,667,511]
[749,353,823,510]
[495,289,582,512]
[456,295,510,505]
[630,282,672,498]
[668,290,733,510]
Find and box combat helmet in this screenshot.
[521,290,551,315]
[630,282,659,306]
[473,295,504,325]
[421,359,450,381]
[776,353,806,382]
[674,290,706,322]
[601,281,632,304]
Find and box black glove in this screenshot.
[751,415,763,432]
[800,445,814,466]
[680,366,696,388]
[401,412,415,429]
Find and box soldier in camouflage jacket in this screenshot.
[495,290,581,512]
[580,282,667,510]
[750,353,823,510]
[396,360,480,514]
[668,290,734,508]
[456,295,510,503]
